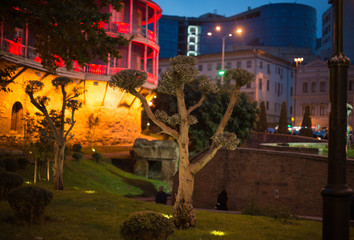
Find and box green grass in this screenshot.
[0,158,353,239]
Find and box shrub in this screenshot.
[72,143,83,153]
[7,185,53,223]
[17,158,29,170]
[0,171,23,200]
[72,152,83,161]
[120,211,174,240]
[92,152,103,163]
[2,158,19,172]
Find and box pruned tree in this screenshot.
[277,101,288,134]
[256,101,268,132]
[109,56,254,229]
[300,105,313,137]
[25,77,82,190]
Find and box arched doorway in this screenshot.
[11,102,23,132]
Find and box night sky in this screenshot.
[153,0,330,38]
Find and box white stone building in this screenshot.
[159,49,293,125]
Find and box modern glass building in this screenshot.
[159,3,317,58]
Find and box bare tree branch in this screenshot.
[187,94,205,116]
[189,145,222,175]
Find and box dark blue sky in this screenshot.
[153,0,330,38]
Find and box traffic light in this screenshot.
[218,70,225,76]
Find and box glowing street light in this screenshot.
[207,26,242,85]
[293,57,304,126]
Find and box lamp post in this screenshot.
[207,26,242,85]
[293,57,303,127]
[321,0,352,240]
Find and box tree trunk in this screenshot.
[34,158,37,184]
[173,141,196,229]
[46,158,50,181]
[53,143,65,190]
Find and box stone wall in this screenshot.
[172,147,354,217]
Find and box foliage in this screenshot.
[0,63,18,92]
[72,152,83,161]
[300,105,313,137]
[120,211,174,240]
[72,144,83,153]
[0,170,23,200]
[7,185,53,223]
[256,101,268,132]
[110,69,147,92]
[92,153,103,163]
[25,76,83,190]
[277,101,289,134]
[0,0,130,72]
[1,159,19,172]
[17,158,29,170]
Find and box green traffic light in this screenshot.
[218,70,225,76]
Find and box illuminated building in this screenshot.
[0,0,162,145]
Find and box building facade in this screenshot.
[159,3,317,59]
[0,0,162,145]
[293,60,354,130]
[159,49,293,125]
[316,0,354,60]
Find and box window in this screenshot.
[266,101,269,110]
[246,83,251,88]
[237,62,242,68]
[247,60,252,68]
[198,65,203,71]
[260,61,263,69]
[226,62,232,69]
[303,82,308,93]
[349,80,354,91]
[290,106,293,115]
[267,64,271,74]
[311,82,316,92]
[94,82,99,86]
[207,63,212,71]
[311,105,316,116]
[259,78,262,90]
[320,81,326,92]
[216,62,221,70]
[320,106,326,116]
[290,87,293,96]
[267,80,270,91]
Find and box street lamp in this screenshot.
[293,57,303,126]
[207,26,242,85]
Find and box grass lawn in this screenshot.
[0,158,353,240]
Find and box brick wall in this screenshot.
[172,147,354,217]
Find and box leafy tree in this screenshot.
[25,77,82,190]
[256,101,268,132]
[0,0,130,72]
[299,105,313,137]
[277,101,289,134]
[109,56,255,229]
[150,81,258,155]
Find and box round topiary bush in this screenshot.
[7,185,53,223]
[120,211,174,240]
[72,143,83,153]
[17,158,29,170]
[0,170,23,200]
[2,158,19,172]
[92,152,102,163]
[72,152,83,161]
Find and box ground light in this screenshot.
[210,230,225,236]
[162,214,172,219]
[85,190,96,194]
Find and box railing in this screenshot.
[103,22,157,43]
[0,37,158,86]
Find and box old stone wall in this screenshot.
[172,147,354,217]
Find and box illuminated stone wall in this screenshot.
[0,65,149,146]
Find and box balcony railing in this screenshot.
[1,37,158,86]
[103,22,157,43]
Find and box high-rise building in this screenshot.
[159,3,317,59]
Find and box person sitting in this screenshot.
[155,186,167,204]
[215,186,228,210]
